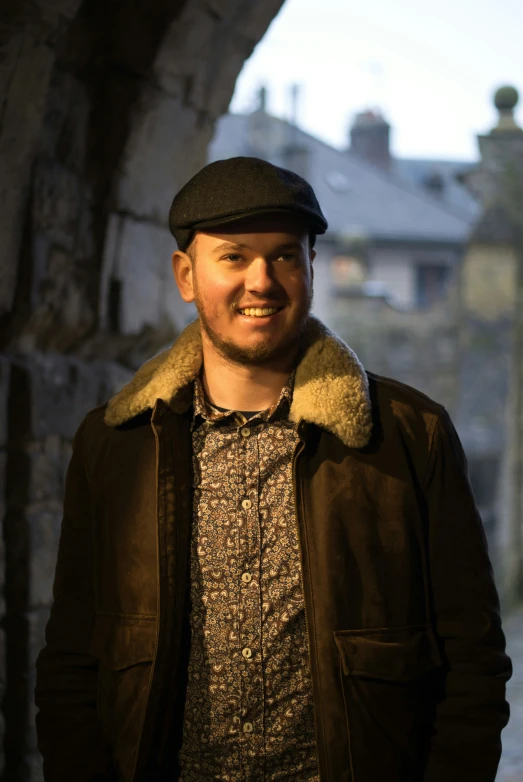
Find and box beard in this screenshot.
[193,279,314,367]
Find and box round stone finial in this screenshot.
[494,85,519,112]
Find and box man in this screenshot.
[35,157,512,782]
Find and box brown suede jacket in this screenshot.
[35,316,512,782]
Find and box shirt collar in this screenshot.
[191,369,296,431]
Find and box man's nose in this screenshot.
[244,257,276,289]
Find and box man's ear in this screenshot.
[172,250,195,303]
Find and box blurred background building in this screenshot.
[209,88,478,314]
[209,88,523,602]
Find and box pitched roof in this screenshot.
[208,112,475,245]
[393,158,481,222]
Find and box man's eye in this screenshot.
[223,254,244,262]
[277,253,297,261]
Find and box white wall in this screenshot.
[309,247,333,326]
[368,248,415,308]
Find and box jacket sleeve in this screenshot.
[422,409,512,782]
[34,415,115,781]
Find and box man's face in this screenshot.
[172,213,315,367]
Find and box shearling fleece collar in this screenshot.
[104,315,373,449]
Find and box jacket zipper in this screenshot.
[292,433,326,781]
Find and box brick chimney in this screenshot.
[348,109,391,170]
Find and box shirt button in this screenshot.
[241,572,252,583]
[242,499,252,510]
[240,427,251,437]
[242,647,252,659]
[243,722,253,733]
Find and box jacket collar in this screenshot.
[104,315,373,449]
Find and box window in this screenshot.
[415,264,450,309]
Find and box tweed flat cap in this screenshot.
[168,156,328,251]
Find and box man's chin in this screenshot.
[216,334,292,367]
[201,321,300,367]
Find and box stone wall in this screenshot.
[328,289,462,414]
[0,0,285,777]
[0,359,9,779]
[3,356,131,780]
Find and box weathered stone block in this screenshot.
[0,629,5,774]
[201,43,256,119]
[0,357,9,449]
[25,243,96,352]
[34,0,83,27]
[115,217,194,335]
[28,508,62,610]
[230,0,285,43]
[0,450,6,618]
[32,159,82,251]
[27,752,44,782]
[7,439,70,512]
[9,354,111,441]
[28,607,51,778]
[39,68,90,173]
[97,361,134,403]
[0,32,55,316]
[155,0,284,93]
[0,712,4,778]
[0,626,5,695]
[29,607,51,676]
[117,89,208,222]
[154,5,218,89]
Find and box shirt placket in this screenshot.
[237,418,265,780]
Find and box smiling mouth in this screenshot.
[236,306,284,318]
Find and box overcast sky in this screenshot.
[229,0,523,161]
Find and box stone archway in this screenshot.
[0,1,284,777]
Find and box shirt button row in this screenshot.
[241,572,252,583]
[240,427,251,437]
[243,722,253,733]
[242,647,252,659]
[241,499,252,510]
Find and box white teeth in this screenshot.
[239,307,279,317]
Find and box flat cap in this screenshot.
[169,156,328,251]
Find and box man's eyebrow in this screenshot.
[211,241,304,255]
[211,242,251,254]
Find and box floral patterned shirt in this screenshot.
[176,371,320,781]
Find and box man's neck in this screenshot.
[200,337,297,412]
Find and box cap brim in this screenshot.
[191,207,326,234]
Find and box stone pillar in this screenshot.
[461,85,523,606]
[0,358,9,777]
[3,354,131,780]
[0,0,83,319]
[0,0,286,777]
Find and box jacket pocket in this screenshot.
[89,615,157,780]
[89,613,157,670]
[334,623,442,682]
[334,625,444,782]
